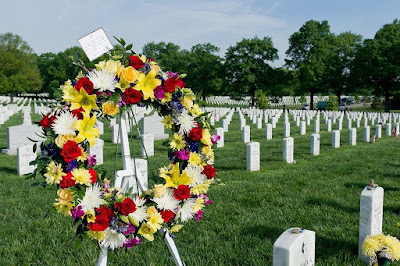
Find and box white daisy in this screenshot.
[88,69,118,92]
[178,198,196,222]
[51,111,77,135]
[152,189,179,211]
[133,195,146,207]
[128,206,148,223]
[176,109,196,135]
[101,228,127,250]
[79,183,104,212]
[186,165,207,187]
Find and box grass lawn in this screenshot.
[0,110,400,265]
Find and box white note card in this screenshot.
[78,28,113,61]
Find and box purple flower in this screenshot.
[65,160,78,172]
[176,149,190,160]
[211,134,221,144]
[202,194,214,205]
[154,85,165,99]
[123,223,136,235]
[117,101,122,107]
[195,210,203,221]
[87,155,97,166]
[107,92,112,97]
[188,141,199,153]
[123,237,142,249]
[71,205,84,219]
[167,71,179,78]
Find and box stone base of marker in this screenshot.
[311,134,320,156]
[283,137,294,164]
[358,186,384,264]
[273,227,315,266]
[247,142,260,171]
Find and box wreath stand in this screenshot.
[96,110,184,266]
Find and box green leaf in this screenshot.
[30,182,40,187]
[33,143,37,153]
[120,38,126,47]
[126,44,133,51]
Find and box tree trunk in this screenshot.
[310,90,314,110]
[10,92,15,104]
[251,87,255,107]
[336,91,341,105]
[385,89,390,112]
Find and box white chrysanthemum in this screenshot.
[51,111,77,135]
[152,189,179,211]
[186,165,207,187]
[178,198,196,222]
[101,228,127,250]
[88,69,118,92]
[176,109,196,135]
[133,195,146,207]
[79,183,103,212]
[128,206,148,223]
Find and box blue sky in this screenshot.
[1,0,399,66]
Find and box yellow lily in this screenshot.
[135,70,161,101]
[70,88,99,114]
[73,112,99,147]
[162,163,194,189]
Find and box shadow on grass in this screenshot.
[306,197,358,213]
[0,166,17,175]
[344,182,400,192]
[316,235,358,260]
[242,225,284,240]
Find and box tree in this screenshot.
[185,43,223,98]
[286,20,333,110]
[142,42,188,74]
[224,36,278,106]
[324,32,362,104]
[351,19,400,112]
[0,33,42,101]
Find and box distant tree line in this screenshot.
[1,19,400,111]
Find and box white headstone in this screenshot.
[222,119,229,132]
[283,137,294,164]
[332,130,340,148]
[310,134,320,156]
[141,115,169,140]
[347,118,352,130]
[96,121,104,135]
[265,124,273,140]
[314,119,320,133]
[140,133,154,157]
[349,128,356,146]
[112,124,120,144]
[256,117,262,129]
[17,144,37,176]
[327,119,332,132]
[2,124,43,155]
[216,128,224,148]
[376,125,382,138]
[88,138,104,165]
[300,121,306,135]
[246,142,260,171]
[337,119,343,131]
[242,125,250,143]
[273,227,316,266]
[386,123,391,136]
[358,186,384,263]
[364,126,370,142]
[283,123,291,138]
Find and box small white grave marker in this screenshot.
[283,137,294,164]
[246,142,260,171]
[283,123,290,138]
[349,128,357,146]
[140,133,154,157]
[300,121,306,135]
[17,144,37,176]
[364,126,370,142]
[332,130,340,148]
[88,139,104,165]
[376,125,382,138]
[242,125,250,143]
[310,134,320,156]
[216,128,224,148]
[265,124,273,140]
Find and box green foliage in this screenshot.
[254,90,269,109]
[142,41,188,73]
[371,97,384,110]
[224,36,278,105]
[326,94,339,110]
[299,95,306,104]
[0,33,42,98]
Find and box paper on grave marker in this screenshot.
[164,231,185,266]
[78,28,113,62]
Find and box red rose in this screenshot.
[97,205,114,219]
[202,165,216,179]
[72,108,84,120]
[174,185,191,200]
[122,88,143,105]
[89,215,109,231]
[189,127,203,141]
[175,78,186,89]
[160,210,175,223]
[40,113,56,128]
[60,172,76,188]
[89,168,97,184]
[114,197,136,216]
[61,140,82,163]
[129,55,145,70]
[75,77,94,95]
[164,78,186,93]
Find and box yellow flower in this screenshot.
[188,152,202,166]
[162,163,194,189]
[153,184,166,198]
[161,92,172,104]
[162,115,173,129]
[135,70,161,101]
[190,104,203,117]
[85,209,96,223]
[102,101,119,117]
[87,230,105,241]
[44,161,66,185]
[119,66,138,83]
[201,146,214,160]
[55,134,75,148]
[138,223,156,241]
[362,234,384,258]
[191,182,210,195]
[147,209,163,231]
[56,188,74,205]
[193,197,205,212]
[180,96,193,110]
[201,129,212,146]
[77,148,88,162]
[61,80,76,102]
[54,201,74,216]
[170,225,183,233]
[73,111,99,147]
[170,133,186,151]
[69,88,99,114]
[71,167,92,186]
[96,60,122,75]
[150,61,160,73]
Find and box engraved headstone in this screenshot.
[216,127,224,148]
[386,123,391,136]
[310,134,320,156]
[17,144,37,176]
[141,115,169,140]
[242,125,250,143]
[265,124,273,140]
[2,124,43,155]
[327,119,332,132]
[257,117,262,129]
[246,142,260,171]
[376,125,382,138]
[332,130,340,148]
[283,137,294,164]
[314,119,320,133]
[88,138,104,165]
[140,133,154,157]
[349,128,357,146]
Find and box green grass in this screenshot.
[1,110,400,265]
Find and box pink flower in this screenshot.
[87,155,97,166]
[71,205,84,219]
[176,149,190,160]
[123,223,136,235]
[195,210,203,221]
[154,85,165,99]
[211,134,220,144]
[123,237,142,249]
[167,71,179,78]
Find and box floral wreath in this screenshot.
[30,39,218,251]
